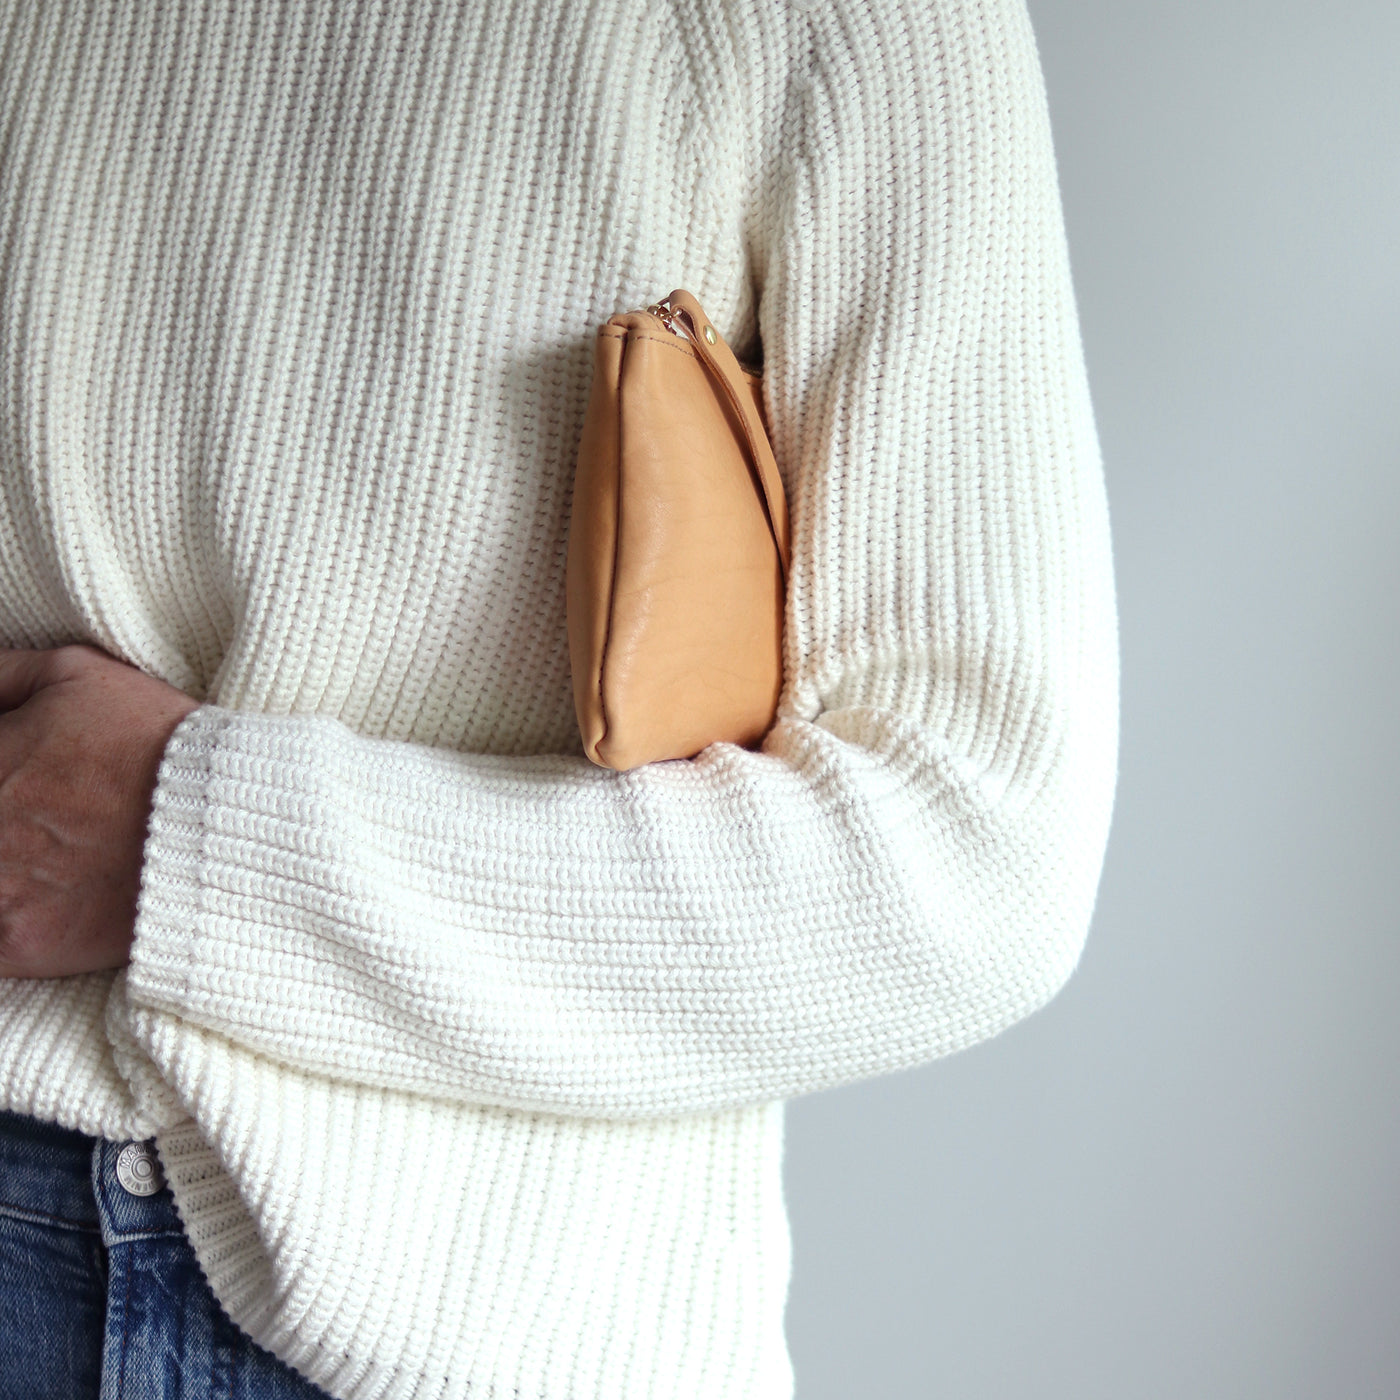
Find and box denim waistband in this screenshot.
[0,1107,100,1231]
[0,1108,335,1398]
[0,1108,185,1244]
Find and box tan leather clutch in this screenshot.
[565,288,791,771]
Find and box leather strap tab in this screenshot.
[664,289,792,583]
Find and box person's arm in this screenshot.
[123,0,1118,1121]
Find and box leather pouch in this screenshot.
[566,288,790,770]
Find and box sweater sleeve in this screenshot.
[123,0,1118,1121]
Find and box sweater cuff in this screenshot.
[131,705,257,1011]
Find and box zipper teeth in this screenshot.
[636,300,763,376]
[643,299,690,341]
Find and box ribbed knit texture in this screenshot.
[0,0,1118,1396]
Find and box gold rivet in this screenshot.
[703,324,716,345]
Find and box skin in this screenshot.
[0,644,200,979]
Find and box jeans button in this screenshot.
[115,1141,164,1197]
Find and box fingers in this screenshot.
[0,645,109,713]
[0,648,58,712]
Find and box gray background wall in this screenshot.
[782,3,1400,1396]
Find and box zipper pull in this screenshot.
[644,298,691,342]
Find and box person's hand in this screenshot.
[0,644,200,979]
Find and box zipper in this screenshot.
[643,297,692,341]
[638,296,761,374]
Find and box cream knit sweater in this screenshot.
[0,0,1118,1395]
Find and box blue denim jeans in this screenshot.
[0,1108,334,1400]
